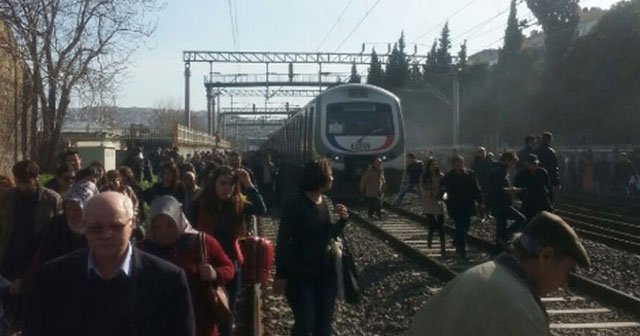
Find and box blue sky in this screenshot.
[117,0,622,111]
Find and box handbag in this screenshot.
[199,233,232,325]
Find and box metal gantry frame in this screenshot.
[182,50,463,146]
[183,50,431,137]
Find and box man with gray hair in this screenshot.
[405,211,590,336]
[26,192,195,336]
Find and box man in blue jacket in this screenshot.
[26,192,195,336]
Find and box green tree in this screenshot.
[349,63,361,83]
[526,0,580,74]
[423,39,438,79]
[457,40,468,69]
[499,0,524,69]
[436,22,452,72]
[385,31,410,89]
[556,1,640,143]
[367,49,384,86]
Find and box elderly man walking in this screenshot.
[405,212,590,336]
[26,192,195,336]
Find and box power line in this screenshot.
[477,17,539,50]
[335,0,384,52]
[465,13,535,42]
[317,0,354,51]
[411,0,477,43]
[227,0,238,49]
[233,0,239,47]
[451,0,526,43]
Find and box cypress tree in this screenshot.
[349,63,361,83]
[436,22,452,72]
[457,40,467,69]
[385,31,410,89]
[498,0,524,69]
[367,48,384,86]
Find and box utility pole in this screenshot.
[452,69,460,147]
[207,62,214,135]
[184,62,191,128]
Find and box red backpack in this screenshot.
[238,236,274,285]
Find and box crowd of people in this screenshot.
[0,131,597,335]
[360,131,592,335]
[0,147,282,335]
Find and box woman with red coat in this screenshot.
[188,165,266,336]
[139,195,235,336]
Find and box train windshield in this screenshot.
[326,103,393,136]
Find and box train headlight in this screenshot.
[333,155,341,161]
[381,155,388,161]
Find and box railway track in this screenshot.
[506,196,640,254]
[351,204,640,335]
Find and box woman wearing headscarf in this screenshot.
[188,165,266,336]
[139,195,234,336]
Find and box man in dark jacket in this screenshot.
[515,154,554,221]
[0,160,62,331]
[610,152,636,201]
[441,156,483,258]
[26,192,195,336]
[535,132,560,201]
[394,153,423,206]
[487,152,526,248]
[470,147,493,196]
[516,135,537,173]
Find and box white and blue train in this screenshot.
[264,84,406,198]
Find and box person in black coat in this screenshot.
[515,154,554,221]
[535,132,560,200]
[274,159,349,336]
[144,162,186,205]
[486,152,526,248]
[26,192,195,336]
[441,155,483,258]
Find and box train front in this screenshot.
[317,85,405,199]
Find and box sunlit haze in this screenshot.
[118,0,622,111]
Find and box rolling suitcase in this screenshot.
[239,236,274,285]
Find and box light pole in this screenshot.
[452,68,461,147]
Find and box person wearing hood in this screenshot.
[32,182,96,265]
[138,195,234,336]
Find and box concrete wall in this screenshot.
[0,21,31,177]
[76,141,121,171]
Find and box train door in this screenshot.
[302,110,308,163]
[307,107,315,161]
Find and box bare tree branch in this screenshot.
[0,0,163,169]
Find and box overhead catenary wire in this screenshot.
[451,0,526,43]
[317,0,355,51]
[227,0,238,50]
[476,17,539,50]
[335,0,384,52]
[465,13,536,43]
[411,0,478,44]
